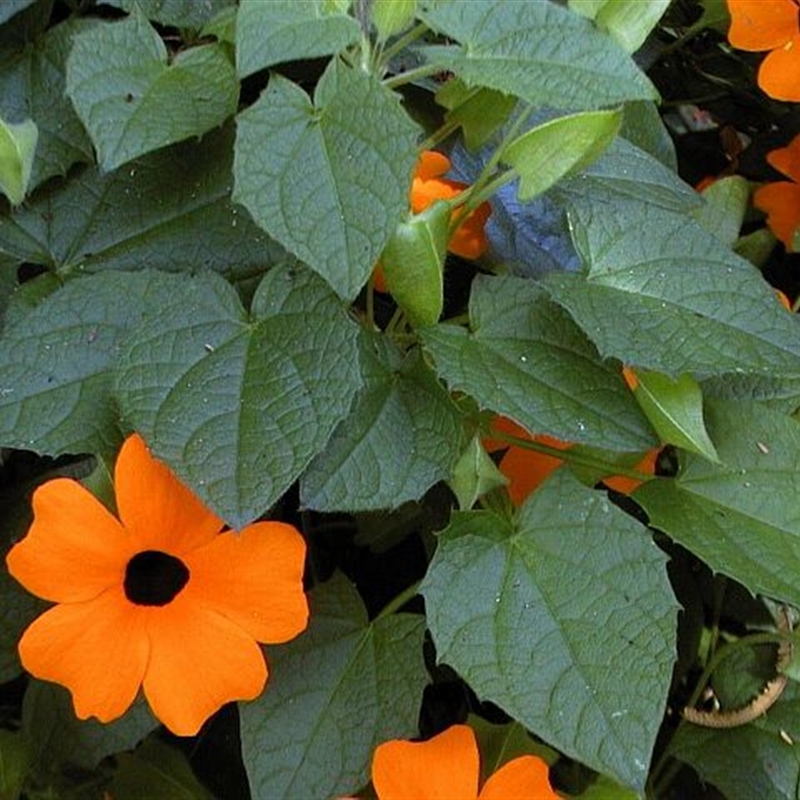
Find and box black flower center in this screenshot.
[124,550,190,606]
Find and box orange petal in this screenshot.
[372,725,480,800]
[6,479,132,603]
[776,289,793,310]
[183,521,308,644]
[449,201,491,260]
[622,366,639,391]
[727,0,798,50]
[373,263,388,293]
[18,587,148,723]
[479,755,558,800]
[753,181,800,249]
[758,38,800,101]
[142,594,267,736]
[766,132,800,184]
[603,448,660,495]
[410,175,462,213]
[114,434,224,555]
[416,150,451,181]
[499,444,566,506]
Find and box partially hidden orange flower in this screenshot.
[753,131,800,250]
[373,150,491,292]
[727,0,800,101]
[371,724,559,800]
[484,416,657,505]
[6,434,309,736]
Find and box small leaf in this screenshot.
[300,334,463,511]
[22,681,157,773]
[239,573,428,799]
[0,116,36,205]
[578,0,671,53]
[115,265,362,527]
[448,434,508,511]
[692,175,750,247]
[235,0,360,78]
[435,78,516,152]
[66,9,239,171]
[0,729,28,800]
[502,109,622,201]
[380,200,449,327]
[112,738,214,800]
[421,470,678,791]
[0,270,189,457]
[634,399,800,607]
[625,367,720,462]
[418,0,657,109]
[233,60,421,300]
[421,274,656,452]
[0,0,36,25]
[372,0,416,40]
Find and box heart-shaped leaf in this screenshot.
[233,59,421,300]
[0,115,36,205]
[239,573,427,799]
[421,274,656,451]
[301,335,464,511]
[66,8,239,171]
[421,470,678,791]
[115,265,362,527]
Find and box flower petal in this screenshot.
[7,479,132,603]
[114,434,224,554]
[372,725,479,800]
[603,448,660,495]
[727,0,798,51]
[410,175,461,214]
[766,132,800,184]
[450,201,491,259]
[758,38,800,101]
[142,595,267,736]
[479,755,558,800]
[416,150,451,181]
[182,522,309,644]
[18,588,148,723]
[753,181,800,249]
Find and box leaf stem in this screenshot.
[379,22,429,67]
[375,580,422,620]
[490,430,654,482]
[383,63,442,90]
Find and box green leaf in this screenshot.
[66,9,239,171]
[372,0,416,40]
[239,573,428,799]
[112,738,214,800]
[0,116,35,205]
[634,399,800,607]
[503,109,622,201]
[0,255,19,329]
[22,681,157,773]
[380,200,449,327]
[421,275,656,452]
[301,335,463,511]
[590,0,671,53]
[448,434,508,511]
[470,717,558,782]
[0,562,45,684]
[670,682,800,800]
[692,175,750,247]
[0,1,36,26]
[418,0,657,109]
[420,470,678,791]
[0,18,95,191]
[544,203,800,377]
[702,370,800,414]
[0,126,285,283]
[620,101,677,170]
[579,774,641,800]
[115,265,362,527]
[100,0,235,27]
[236,0,360,78]
[0,729,28,800]
[233,60,421,300]
[626,367,720,462]
[435,78,516,152]
[0,270,189,457]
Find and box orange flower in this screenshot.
[6,434,309,736]
[485,415,657,504]
[753,132,800,250]
[727,0,800,101]
[373,150,491,292]
[371,724,558,800]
